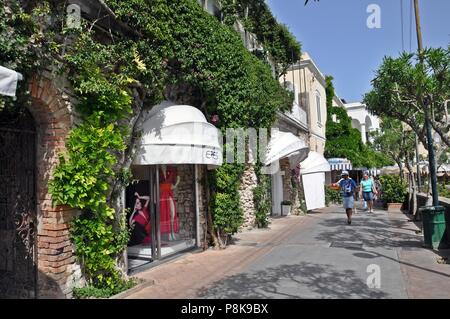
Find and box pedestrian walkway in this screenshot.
[120,203,450,299]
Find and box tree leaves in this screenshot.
[364,47,450,148]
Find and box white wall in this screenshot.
[345,102,380,144]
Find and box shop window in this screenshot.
[126,165,197,270]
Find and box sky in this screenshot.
[266,0,450,103]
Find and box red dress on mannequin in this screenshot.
[159,166,179,234]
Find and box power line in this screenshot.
[400,0,405,51]
[409,0,413,52]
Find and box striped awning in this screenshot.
[327,158,352,171]
[353,167,380,176]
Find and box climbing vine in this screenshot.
[324,76,391,168]
[253,163,271,228]
[219,0,301,76]
[3,0,298,290]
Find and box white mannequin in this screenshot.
[160,164,180,241]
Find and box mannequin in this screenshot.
[159,164,180,240]
[128,192,151,245]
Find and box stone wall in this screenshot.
[416,193,450,217]
[238,164,258,229]
[172,165,196,241]
[27,70,83,298]
[197,166,208,247]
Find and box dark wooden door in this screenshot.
[0,106,37,298]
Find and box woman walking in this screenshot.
[360,172,377,213]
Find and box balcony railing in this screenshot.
[286,102,308,129]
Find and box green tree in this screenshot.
[372,117,419,217]
[364,47,450,149]
[324,76,390,168]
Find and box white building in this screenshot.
[344,102,380,144]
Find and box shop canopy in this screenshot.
[0,66,23,97]
[437,164,450,177]
[299,151,331,175]
[264,130,309,166]
[380,165,409,175]
[327,158,353,171]
[133,101,223,167]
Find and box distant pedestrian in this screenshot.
[373,176,382,203]
[333,170,358,225]
[359,172,377,213]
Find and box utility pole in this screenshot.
[414,0,439,206]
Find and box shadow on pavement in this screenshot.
[315,215,422,249]
[194,262,388,299]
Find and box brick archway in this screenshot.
[28,73,81,298]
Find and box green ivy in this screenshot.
[5,0,298,290]
[73,277,138,299]
[325,185,342,206]
[253,164,271,228]
[220,0,301,76]
[102,0,294,241]
[324,76,391,168]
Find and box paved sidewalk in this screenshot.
[121,203,450,299]
[123,214,314,299]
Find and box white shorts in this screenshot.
[343,196,354,209]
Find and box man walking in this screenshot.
[334,171,358,225]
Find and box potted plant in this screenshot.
[281,200,292,216]
[379,175,408,212]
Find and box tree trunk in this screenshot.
[405,161,418,219]
[396,160,404,180]
[407,173,413,212]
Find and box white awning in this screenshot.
[0,66,23,97]
[300,151,331,175]
[380,164,408,175]
[264,130,309,166]
[327,158,353,171]
[133,101,223,167]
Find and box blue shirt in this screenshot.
[339,178,357,197]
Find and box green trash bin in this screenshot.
[420,205,447,250]
[446,209,450,245]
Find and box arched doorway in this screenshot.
[0,105,37,298]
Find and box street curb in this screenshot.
[109,278,156,299]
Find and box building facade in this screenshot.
[344,102,380,144]
[282,53,327,155]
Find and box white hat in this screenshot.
[341,170,349,176]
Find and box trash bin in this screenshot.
[445,208,450,245]
[420,206,447,250]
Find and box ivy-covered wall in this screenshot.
[1,0,301,296]
[324,76,391,168]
